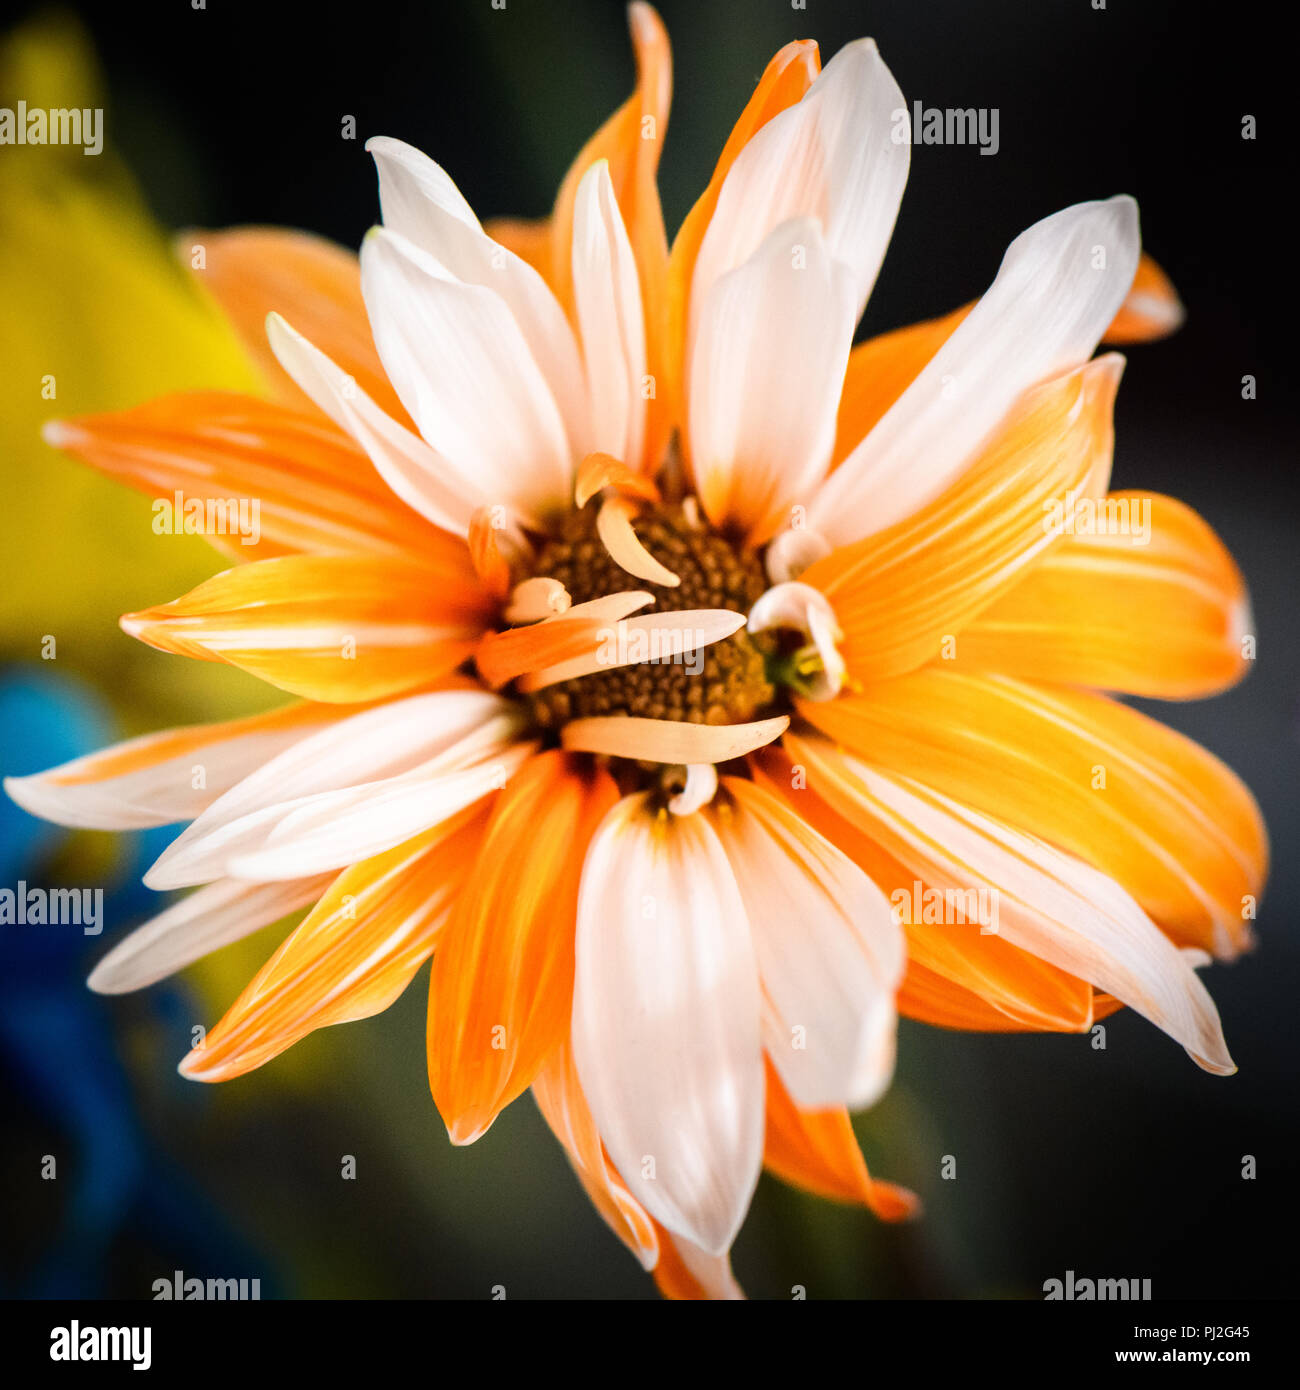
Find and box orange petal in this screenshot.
[800,671,1267,959]
[762,1058,918,1221]
[45,392,431,563]
[549,3,671,471]
[184,227,412,427]
[467,507,513,601]
[532,1037,659,1267]
[474,614,603,690]
[122,553,490,703]
[180,810,488,1082]
[667,39,820,460]
[562,713,788,764]
[952,492,1252,699]
[802,354,1123,684]
[749,745,1098,1032]
[831,304,972,466]
[427,753,617,1144]
[1102,251,1185,344]
[649,1220,744,1300]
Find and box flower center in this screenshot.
[528,502,777,730]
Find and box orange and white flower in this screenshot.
[8,5,1265,1298]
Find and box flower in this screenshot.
[7,4,1266,1298]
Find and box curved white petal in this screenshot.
[715,778,903,1109]
[367,137,589,455]
[4,709,336,831]
[572,161,646,468]
[266,312,491,537]
[359,226,573,527]
[145,691,518,887]
[572,793,764,1255]
[792,735,1235,1075]
[688,218,855,540]
[691,37,909,327]
[88,875,332,994]
[748,581,846,700]
[811,196,1141,543]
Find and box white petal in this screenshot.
[794,736,1235,1075]
[811,196,1141,542]
[88,875,332,993]
[572,794,764,1254]
[691,37,909,326]
[716,780,903,1109]
[571,161,646,468]
[266,312,490,537]
[145,691,516,887]
[359,226,573,526]
[664,1231,746,1300]
[688,218,855,540]
[367,137,589,456]
[4,711,335,831]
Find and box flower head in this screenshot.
[8,4,1265,1297]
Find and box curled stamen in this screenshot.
[749,582,846,700]
[504,577,571,625]
[597,496,681,587]
[575,451,661,509]
[667,763,718,816]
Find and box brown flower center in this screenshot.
[528,503,777,730]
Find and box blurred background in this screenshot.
[1,0,1294,1299]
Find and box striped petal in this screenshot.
[121,553,490,703]
[4,701,336,830]
[572,792,764,1254]
[184,226,411,425]
[427,753,618,1143]
[952,493,1252,698]
[802,354,1123,683]
[359,227,574,525]
[714,777,903,1109]
[88,874,332,994]
[571,162,646,470]
[42,394,424,563]
[801,671,1267,959]
[750,746,1099,1032]
[548,2,671,469]
[786,733,1236,1074]
[180,812,487,1081]
[688,218,856,543]
[145,690,521,887]
[812,197,1140,542]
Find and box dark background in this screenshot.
[2,0,1295,1299]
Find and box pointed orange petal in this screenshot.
[185,227,412,427]
[832,304,973,466]
[428,753,618,1143]
[532,1037,659,1267]
[952,493,1251,699]
[45,392,431,563]
[749,745,1097,1032]
[467,507,513,601]
[474,614,603,689]
[800,671,1267,959]
[122,553,490,703]
[1102,251,1185,344]
[180,810,489,1081]
[803,354,1123,684]
[763,1058,918,1221]
[562,713,788,764]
